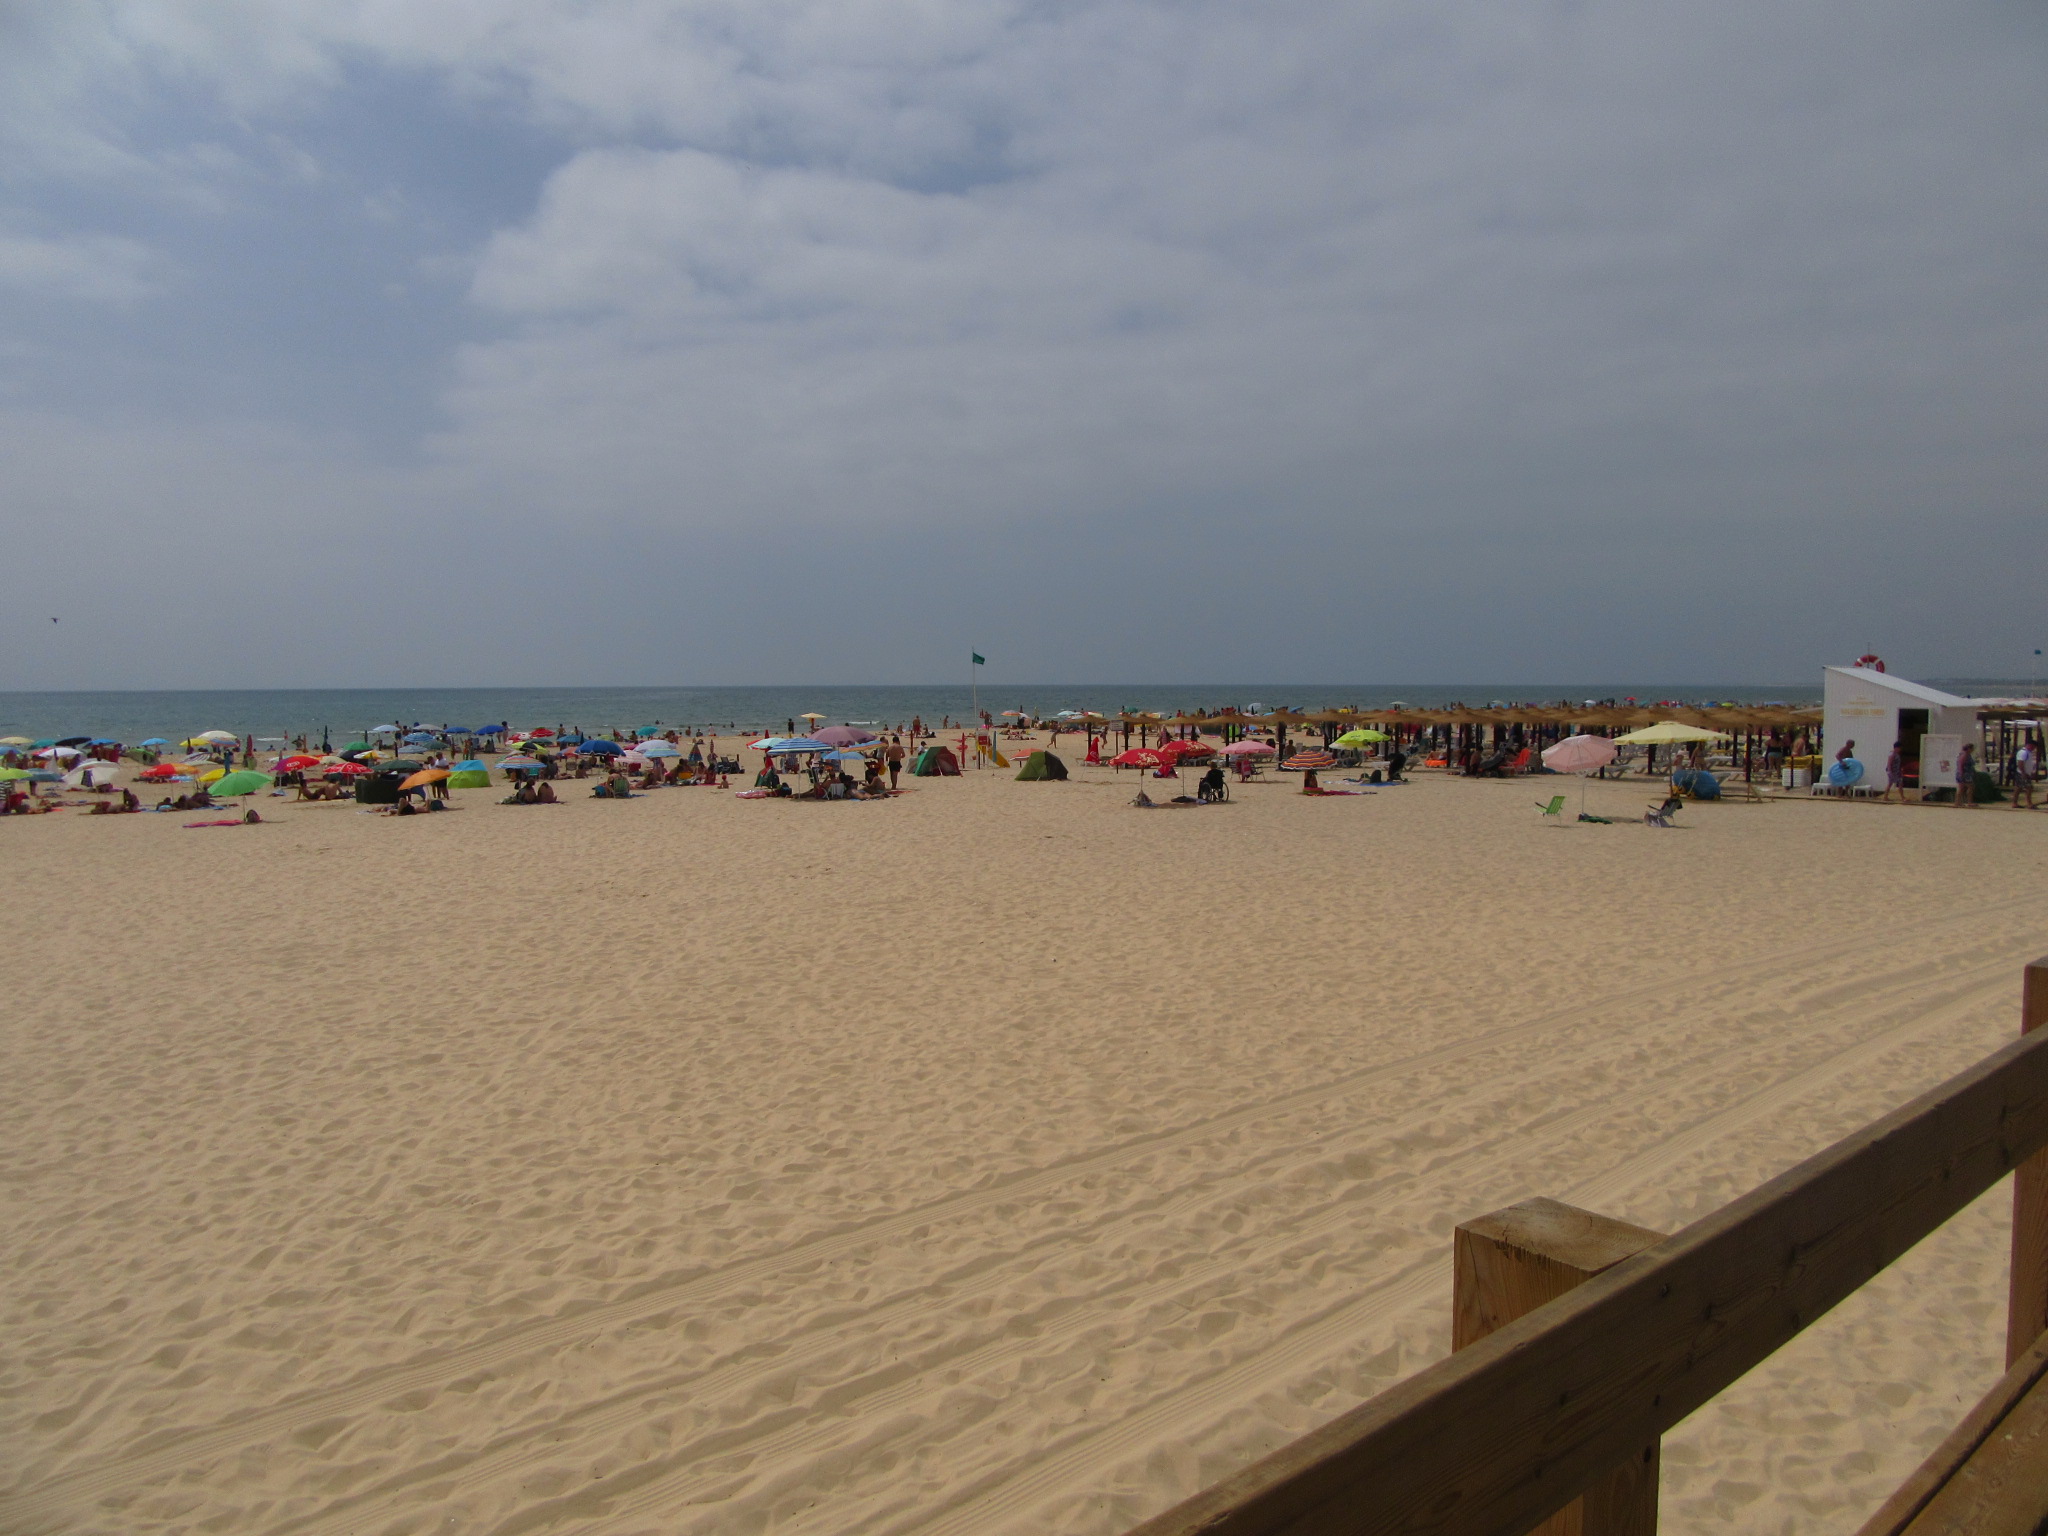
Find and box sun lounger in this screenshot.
[1536,794,1566,820]
[1645,795,1683,827]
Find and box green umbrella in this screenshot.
[341,740,374,752]
[1334,729,1390,746]
[211,770,274,796]
[0,767,28,781]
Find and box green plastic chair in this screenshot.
[1536,794,1566,820]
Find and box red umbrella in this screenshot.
[529,727,556,738]
[140,764,183,781]
[1157,739,1212,760]
[277,754,321,771]
[325,762,371,776]
[1111,748,1166,768]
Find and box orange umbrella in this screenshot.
[399,768,452,791]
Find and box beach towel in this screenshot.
[182,819,250,828]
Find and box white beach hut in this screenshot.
[1821,664,1980,791]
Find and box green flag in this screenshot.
[972,653,985,666]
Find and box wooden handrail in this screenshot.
[1129,957,2048,1536]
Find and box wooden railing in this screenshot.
[1127,956,2048,1536]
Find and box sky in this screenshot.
[1,0,2044,689]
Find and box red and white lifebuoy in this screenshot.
[1855,653,1886,673]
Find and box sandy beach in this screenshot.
[4,747,2045,1535]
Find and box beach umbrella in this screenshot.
[277,754,322,771]
[581,739,624,756]
[1334,729,1390,747]
[1542,735,1618,774]
[211,770,273,796]
[324,762,371,776]
[402,731,438,744]
[64,763,120,787]
[89,737,120,746]
[139,763,184,781]
[0,736,30,746]
[1542,734,1618,817]
[529,727,556,738]
[35,745,84,761]
[340,740,374,753]
[800,712,826,722]
[761,737,829,753]
[1281,749,1337,771]
[54,735,91,747]
[198,730,239,743]
[31,738,58,748]
[1612,721,1728,745]
[1219,740,1275,757]
[28,770,63,783]
[399,768,451,791]
[0,766,30,780]
[474,724,505,736]
[368,725,401,735]
[195,766,227,784]
[814,725,878,747]
[637,742,680,758]
[1112,748,1165,768]
[823,749,869,764]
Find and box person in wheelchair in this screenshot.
[1197,764,1228,803]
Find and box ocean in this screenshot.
[0,684,1826,745]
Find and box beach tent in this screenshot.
[448,760,492,789]
[1015,750,1068,781]
[911,745,961,776]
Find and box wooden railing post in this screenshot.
[2006,957,2048,1365]
[1454,1197,1667,1536]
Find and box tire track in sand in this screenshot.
[285,963,2018,1536]
[0,911,2022,1527]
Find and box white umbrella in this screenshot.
[35,745,84,760]
[638,742,681,758]
[65,762,119,787]
[197,730,239,743]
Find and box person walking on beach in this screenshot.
[886,736,904,788]
[1880,741,1905,804]
[1955,742,1976,807]
[2014,739,2039,810]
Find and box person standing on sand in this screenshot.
[2013,739,2039,810]
[1880,741,1905,804]
[1955,742,1976,807]
[886,736,904,788]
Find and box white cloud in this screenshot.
[0,230,157,302]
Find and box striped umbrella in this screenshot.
[1281,749,1337,771]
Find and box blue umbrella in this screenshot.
[474,724,506,735]
[581,739,623,756]
[90,737,119,745]
[403,732,438,744]
[140,738,168,746]
[823,750,870,764]
[769,737,831,752]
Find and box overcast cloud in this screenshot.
[1,0,2043,688]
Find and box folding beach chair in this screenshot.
[1536,794,1566,821]
[1644,795,1683,828]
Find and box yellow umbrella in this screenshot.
[196,766,226,783]
[1613,721,1729,745]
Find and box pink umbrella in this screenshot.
[1541,735,1616,773]
[813,725,877,747]
[1219,740,1275,757]
[1542,734,1617,819]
